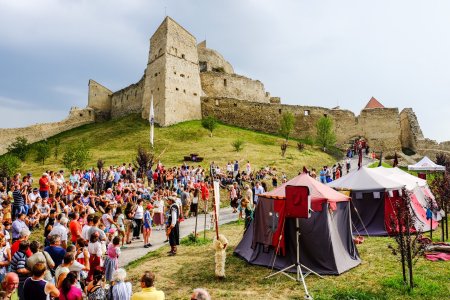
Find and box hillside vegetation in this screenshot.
[18,114,338,178]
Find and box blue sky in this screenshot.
[1,0,449,142]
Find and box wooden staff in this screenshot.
[213,180,219,240]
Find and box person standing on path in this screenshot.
[166,197,179,256]
[133,199,144,241]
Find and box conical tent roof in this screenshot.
[408,156,446,171]
[262,173,349,210]
[234,174,361,275]
[327,167,404,191]
[371,166,427,190]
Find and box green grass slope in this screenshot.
[20,114,338,177]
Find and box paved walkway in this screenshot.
[119,207,238,267]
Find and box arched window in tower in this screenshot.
[224,79,227,87]
[181,54,185,59]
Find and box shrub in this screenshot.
[297,142,305,151]
[34,141,51,165]
[281,142,288,157]
[232,139,244,152]
[0,154,21,180]
[315,116,336,151]
[6,136,29,161]
[201,116,218,137]
[279,111,295,142]
[62,141,91,170]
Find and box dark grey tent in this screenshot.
[234,174,361,275]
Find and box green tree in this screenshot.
[53,138,61,159]
[62,149,76,171]
[74,141,91,170]
[0,154,21,184]
[279,111,295,142]
[62,141,91,170]
[6,136,29,160]
[201,116,218,137]
[35,141,51,165]
[315,116,336,151]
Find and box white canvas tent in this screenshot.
[408,156,445,172]
[371,166,442,226]
[328,167,438,235]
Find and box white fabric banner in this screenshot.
[149,95,154,148]
[214,180,220,221]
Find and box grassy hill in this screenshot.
[19,114,339,178]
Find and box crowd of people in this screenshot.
[0,153,356,299]
[0,161,219,300]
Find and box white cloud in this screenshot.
[0,0,449,142]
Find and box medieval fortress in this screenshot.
[1,17,449,158]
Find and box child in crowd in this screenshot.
[104,236,121,282]
[143,204,153,248]
[25,209,39,230]
[1,201,11,223]
[115,207,125,247]
[87,232,103,281]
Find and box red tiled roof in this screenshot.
[364,97,385,109]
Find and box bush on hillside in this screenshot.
[34,141,51,165]
[7,136,29,161]
[315,116,336,151]
[0,154,21,183]
[232,139,244,152]
[279,111,295,142]
[62,141,91,170]
[201,116,218,137]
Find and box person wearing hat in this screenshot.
[166,197,180,256]
[143,204,153,248]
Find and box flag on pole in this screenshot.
[150,95,154,148]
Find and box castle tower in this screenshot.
[142,17,202,126]
[87,79,112,120]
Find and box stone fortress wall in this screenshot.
[111,76,145,119]
[2,16,450,159]
[0,107,95,155]
[201,97,403,153]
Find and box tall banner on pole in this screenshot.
[213,180,220,223]
[150,95,154,148]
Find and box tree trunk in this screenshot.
[405,213,414,290]
[398,203,407,284]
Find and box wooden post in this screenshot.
[430,216,433,241]
[213,181,219,240]
[194,205,199,241]
[203,199,208,240]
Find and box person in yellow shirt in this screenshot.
[131,271,165,300]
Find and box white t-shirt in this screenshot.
[81,225,92,241]
[153,200,164,213]
[49,223,68,242]
[134,205,144,219]
[88,241,103,257]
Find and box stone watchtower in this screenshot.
[142,17,202,126]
